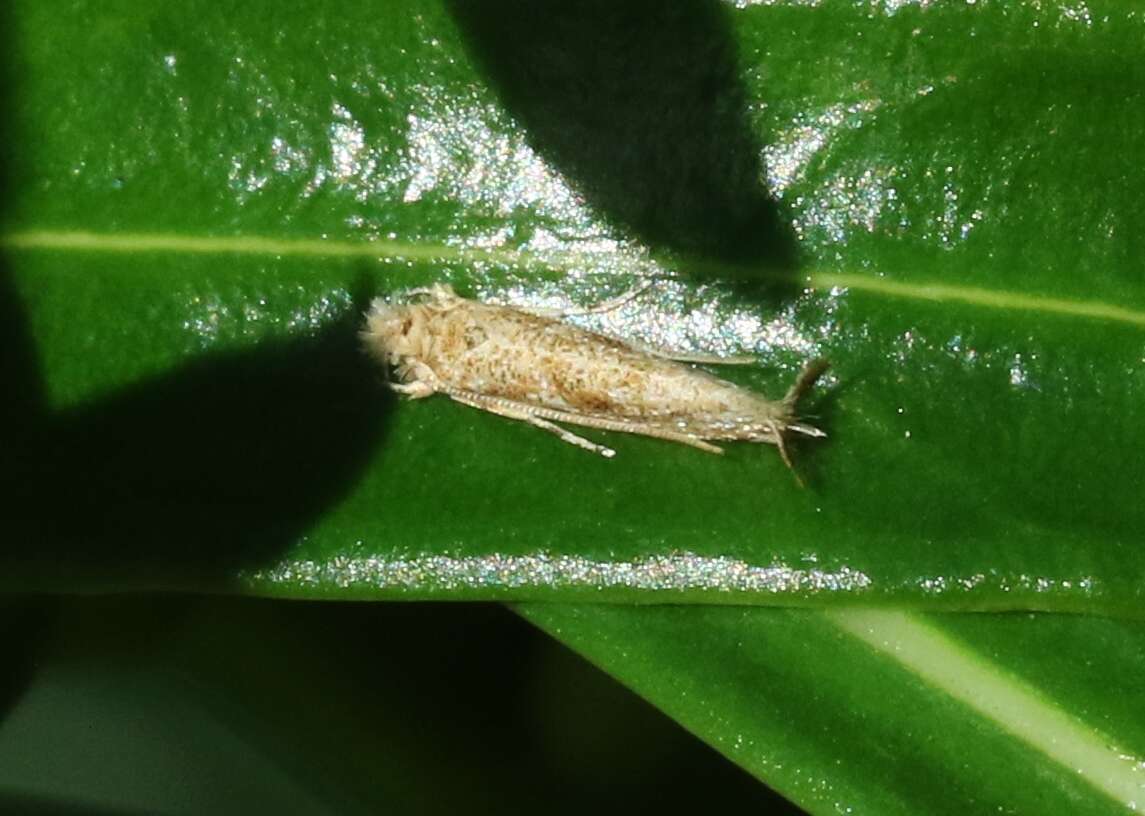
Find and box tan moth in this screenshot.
[361,283,828,474]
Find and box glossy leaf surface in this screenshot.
[522,603,1145,814]
[3,1,1143,613]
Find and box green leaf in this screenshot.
[4,0,1144,613]
[522,604,1145,814]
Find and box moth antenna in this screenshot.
[783,358,830,410]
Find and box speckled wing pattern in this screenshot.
[363,285,827,468]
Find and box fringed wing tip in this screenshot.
[783,358,830,407]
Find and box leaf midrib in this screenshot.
[5,229,1144,328]
[826,609,1144,810]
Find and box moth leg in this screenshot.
[518,404,725,455]
[774,431,806,489]
[447,391,617,458]
[661,351,757,366]
[612,424,725,454]
[559,282,653,317]
[559,288,754,364]
[624,340,757,366]
[402,283,466,312]
[521,282,654,320]
[390,381,435,399]
[403,283,455,300]
[402,287,436,299]
[444,390,722,456]
[523,415,617,458]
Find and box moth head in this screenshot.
[361,298,429,365]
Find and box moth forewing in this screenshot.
[361,284,828,473]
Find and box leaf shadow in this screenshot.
[447,0,799,300]
[0,790,155,816]
[0,0,36,439]
[0,5,392,589]
[1,284,393,587]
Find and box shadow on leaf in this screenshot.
[0,12,390,588]
[3,296,392,588]
[448,0,798,297]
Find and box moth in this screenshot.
[361,283,828,473]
